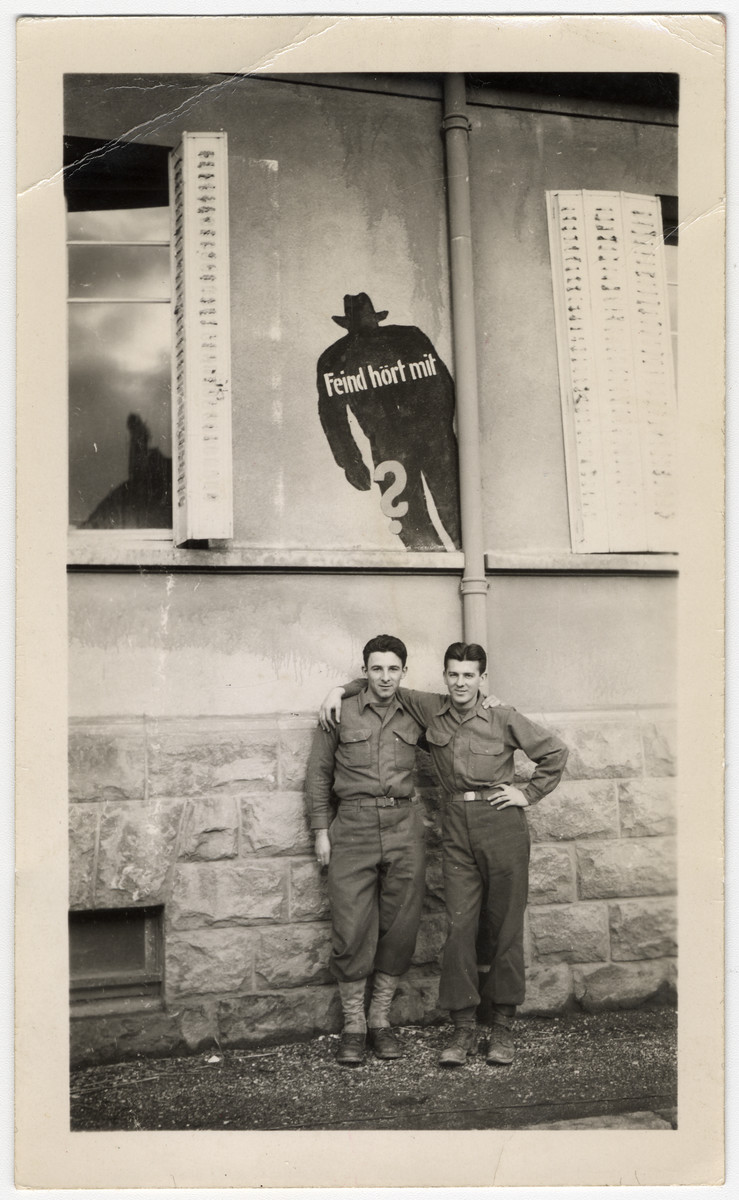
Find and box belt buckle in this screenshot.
[380,796,395,807]
[463,790,476,802]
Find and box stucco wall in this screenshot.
[485,574,676,713]
[69,571,675,717]
[68,573,464,716]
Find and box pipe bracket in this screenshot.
[442,112,471,134]
[460,577,489,596]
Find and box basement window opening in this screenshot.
[69,906,164,1006]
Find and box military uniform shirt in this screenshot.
[305,689,424,830]
[339,682,568,804]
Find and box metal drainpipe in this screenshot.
[442,73,488,645]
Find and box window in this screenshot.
[69,907,163,1005]
[547,189,677,553]
[66,137,173,532]
[65,132,233,545]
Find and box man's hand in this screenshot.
[319,686,345,731]
[314,829,331,867]
[481,693,502,709]
[344,463,372,491]
[489,784,529,809]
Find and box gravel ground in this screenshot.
[70,1008,677,1132]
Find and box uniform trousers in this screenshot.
[327,799,426,982]
[439,799,530,1012]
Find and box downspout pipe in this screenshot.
[442,74,489,647]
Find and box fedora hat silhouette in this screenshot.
[332,293,389,331]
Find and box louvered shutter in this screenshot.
[170,132,233,544]
[547,190,677,552]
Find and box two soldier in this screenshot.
[306,634,568,1067]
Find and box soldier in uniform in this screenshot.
[320,642,568,1067]
[305,635,426,1065]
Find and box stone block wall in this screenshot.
[69,709,677,1065]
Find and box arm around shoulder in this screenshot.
[318,678,365,730]
[395,686,443,727]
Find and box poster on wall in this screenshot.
[317,292,461,551]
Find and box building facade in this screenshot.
[65,72,678,1064]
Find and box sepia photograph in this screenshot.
[16,13,725,1190]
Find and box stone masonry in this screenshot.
[69,709,677,1065]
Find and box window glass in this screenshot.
[69,301,172,528]
[66,137,174,533]
[68,245,171,301]
[67,206,171,243]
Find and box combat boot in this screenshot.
[438,1025,479,1067]
[486,1018,515,1065]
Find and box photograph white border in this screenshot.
[15,12,725,1189]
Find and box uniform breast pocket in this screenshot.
[468,737,507,784]
[425,726,453,749]
[339,728,372,767]
[393,726,418,770]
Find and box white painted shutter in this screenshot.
[170,132,233,544]
[547,190,677,552]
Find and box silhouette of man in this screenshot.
[316,294,462,550]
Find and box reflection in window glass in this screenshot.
[68,303,172,528]
[68,245,171,301]
[67,186,172,530]
[67,206,171,243]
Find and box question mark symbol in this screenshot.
[373,460,409,535]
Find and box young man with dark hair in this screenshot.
[305,634,427,1065]
[321,641,568,1067]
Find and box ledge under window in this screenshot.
[66,537,467,571]
[67,538,677,575]
[484,552,678,575]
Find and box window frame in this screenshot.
[69,906,164,1008]
[65,131,234,550]
[66,237,174,537]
